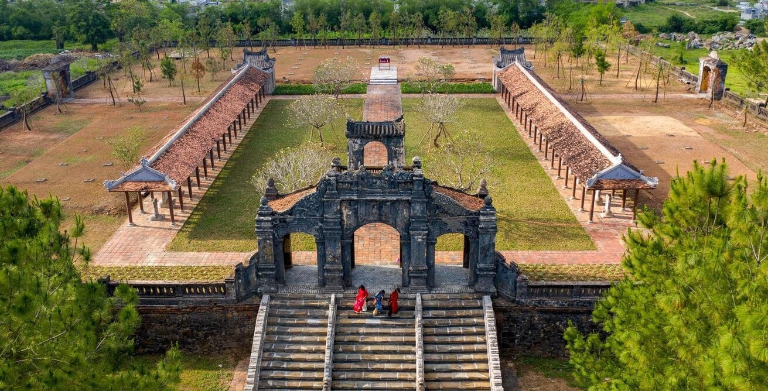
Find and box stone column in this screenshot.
[322,172,345,292]
[475,196,498,294]
[316,234,326,287]
[426,238,437,288]
[600,193,614,218]
[408,160,429,291]
[255,197,278,293]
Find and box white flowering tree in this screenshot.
[425,129,492,192]
[251,143,334,194]
[419,94,464,148]
[412,57,455,93]
[313,56,361,98]
[287,95,340,146]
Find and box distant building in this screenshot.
[739,1,767,19]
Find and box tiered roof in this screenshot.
[104,65,268,192]
[494,47,532,69]
[498,62,657,190]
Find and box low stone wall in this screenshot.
[133,301,260,355]
[493,297,598,358]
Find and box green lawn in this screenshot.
[623,2,737,30]
[648,44,751,96]
[0,39,118,60]
[169,98,594,252]
[132,354,238,391]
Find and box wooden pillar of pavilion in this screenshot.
[538,133,543,152]
[187,177,193,200]
[544,140,549,159]
[571,176,577,198]
[580,186,587,211]
[177,187,184,212]
[216,140,222,159]
[557,156,563,178]
[202,159,208,179]
[550,150,556,170]
[209,150,215,169]
[233,121,238,138]
[633,189,641,220]
[564,167,570,188]
[228,127,233,144]
[196,166,202,186]
[125,192,134,225]
[588,189,596,223]
[622,189,627,209]
[222,135,227,152]
[167,191,175,225]
[137,192,145,213]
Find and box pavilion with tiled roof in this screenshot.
[104,64,270,225]
[492,46,532,91]
[497,61,658,222]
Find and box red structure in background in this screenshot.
[378,56,391,70]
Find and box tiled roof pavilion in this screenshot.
[104,64,270,225]
[498,62,657,222]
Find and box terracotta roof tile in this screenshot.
[268,187,317,212]
[433,185,485,211]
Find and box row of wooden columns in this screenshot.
[500,84,642,223]
[123,89,265,226]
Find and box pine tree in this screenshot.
[565,160,768,390]
[0,186,182,389]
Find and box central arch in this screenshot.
[353,223,401,266]
[363,141,388,167]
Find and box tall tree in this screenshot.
[190,57,206,93]
[67,0,111,51]
[733,40,768,106]
[413,57,455,93]
[160,56,177,87]
[287,95,340,146]
[313,56,361,98]
[0,186,182,389]
[419,94,464,148]
[594,48,610,86]
[291,11,305,48]
[566,160,768,390]
[369,11,382,47]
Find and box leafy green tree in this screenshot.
[160,56,177,87]
[67,0,111,51]
[107,126,145,171]
[594,48,610,85]
[291,11,305,47]
[0,186,182,389]
[566,160,768,390]
[369,11,382,47]
[733,40,768,106]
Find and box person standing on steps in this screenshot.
[353,285,369,313]
[387,288,400,317]
[373,290,386,316]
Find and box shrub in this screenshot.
[273,83,367,95]
[401,82,495,94]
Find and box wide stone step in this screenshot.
[424,335,485,344]
[423,326,485,335]
[335,344,415,354]
[424,344,487,353]
[423,318,483,327]
[260,370,324,380]
[265,335,325,344]
[334,362,417,371]
[263,343,325,353]
[422,299,483,308]
[262,352,324,362]
[425,362,489,372]
[338,318,414,326]
[261,361,325,371]
[424,380,491,390]
[334,353,416,362]
[267,326,327,335]
[422,293,482,301]
[424,353,488,362]
[258,379,323,390]
[268,317,328,326]
[269,308,328,318]
[336,334,416,343]
[422,309,483,318]
[332,380,414,390]
[425,371,489,381]
[332,371,416,381]
[270,298,330,307]
[336,326,416,335]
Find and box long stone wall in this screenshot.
[133,302,260,355]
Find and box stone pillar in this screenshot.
[600,193,614,218]
[426,238,436,288]
[315,234,326,287]
[408,159,429,292]
[475,196,498,294]
[322,171,345,292]
[255,197,278,293]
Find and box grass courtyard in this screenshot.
[168,97,594,253]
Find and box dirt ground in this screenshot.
[502,359,580,391]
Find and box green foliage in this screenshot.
[0,186,182,389]
[594,49,610,85]
[400,82,495,94]
[745,19,767,37]
[106,126,145,171]
[67,0,111,51]
[273,83,367,95]
[160,56,177,86]
[566,160,768,390]
[732,40,768,102]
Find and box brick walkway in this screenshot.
[94,94,632,269]
[91,99,270,267]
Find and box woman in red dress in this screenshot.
[387,288,400,317]
[353,285,369,313]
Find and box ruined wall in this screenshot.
[493,298,599,358]
[133,302,260,355]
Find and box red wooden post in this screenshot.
[196,166,202,187]
[202,159,208,179]
[550,149,556,169]
[589,189,596,223]
[538,133,543,152]
[228,127,232,144]
[571,176,577,198]
[137,192,145,213]
[187,177,193,200]
[233,121,238,138]
[125,192,133,225]
[177,187,184,212]
[557,156,563,178]
[633,189,641,220]
[622,189,627,209]
[167,191,175,225]
[209,150,215,169]
[580,185,587,211]
[222,135,227,152]
[544,140,549,159]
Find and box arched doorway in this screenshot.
[430,233,471,287]
[351,223,403,289]
[700,66,711,93]
[363,141,388,167]
[279,232,321,287]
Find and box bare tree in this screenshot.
[287,95,340,146]
[8,75,44,131]
[250,143,334,194]
[418,94,464,148]
[313,56,361,98]
[425,129,493,192]
[412,57,455,93]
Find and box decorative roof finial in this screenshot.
[477,178,489,198]
[265,178,278,200]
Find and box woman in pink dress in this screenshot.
[353,285,369,313]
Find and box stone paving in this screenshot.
[94,94,632,271]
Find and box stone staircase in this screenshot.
[246,292,500,391]
[257,294,330,391]
[422,293,490,390]
[332,295,417,390]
